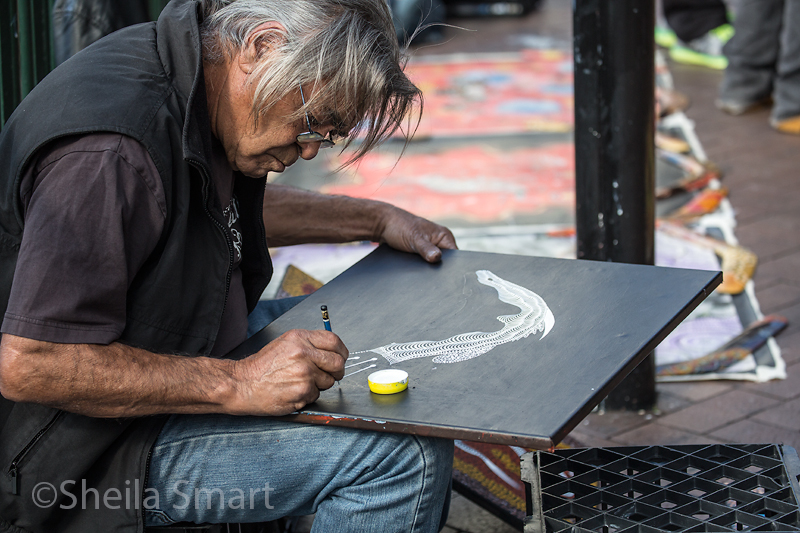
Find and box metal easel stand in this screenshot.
[521,451,546,533]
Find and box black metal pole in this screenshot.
[573,0,657,410]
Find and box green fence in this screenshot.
[1,0,55,127]
[0,0,170,128]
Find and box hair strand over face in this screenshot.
[200,0,423,166]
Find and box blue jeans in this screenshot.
[145,299,453,531]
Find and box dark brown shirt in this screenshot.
[1,133,248,356]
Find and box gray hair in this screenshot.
[200,0,422,164]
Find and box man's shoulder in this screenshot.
[31,134,152,176]
[20,133,164,217]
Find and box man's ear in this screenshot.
[238,21,286,74]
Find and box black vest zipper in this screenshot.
[8,411,64,495]
[188,158,234,338]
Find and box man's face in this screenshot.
[213,85,336,179]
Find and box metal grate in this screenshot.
[522,444,800,532]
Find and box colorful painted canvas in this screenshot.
[405,50,574,137]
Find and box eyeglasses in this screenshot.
[296,85,335,149]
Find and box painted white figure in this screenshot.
[365,270,554,365]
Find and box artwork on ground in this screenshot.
[343,270,555,378]
[322,143,575,224]
[404,50,574,137]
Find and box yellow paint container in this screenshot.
[368,369,409,394]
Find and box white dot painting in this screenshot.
[362,270,554,365]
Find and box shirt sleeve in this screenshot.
[1,134,167,344]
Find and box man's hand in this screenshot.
[231,329,348,416]
[377,205,458,263]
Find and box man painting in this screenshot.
[0,0,455,531]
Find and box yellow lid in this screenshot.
[368,369,409,395]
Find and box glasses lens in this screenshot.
[297,131,325,143]
[297,131,335,149]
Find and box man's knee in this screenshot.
[416,436,454,476]
[389,434,454,494]
[346,431,453,491]
[381,433,453,469]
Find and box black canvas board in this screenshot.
[230,246,721,448]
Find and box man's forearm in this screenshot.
[261,183,458,264]
[262,183,392,247]
[0,334,239,418]
[0,329,347,418]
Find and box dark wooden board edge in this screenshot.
[550,269,724,445]
[281,411,556,449]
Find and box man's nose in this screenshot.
[299,141,322,160]
[298,124,336,160]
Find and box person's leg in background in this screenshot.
[663,0,729,43]
[660,0,732,69]
[771,0,800,132]
[717,0,783,115]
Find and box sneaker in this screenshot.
[716,95,772,115]
[770,115,800,135]
[669,23,733,70]
[655,25,678,48]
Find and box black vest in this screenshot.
[0,1,271,531]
